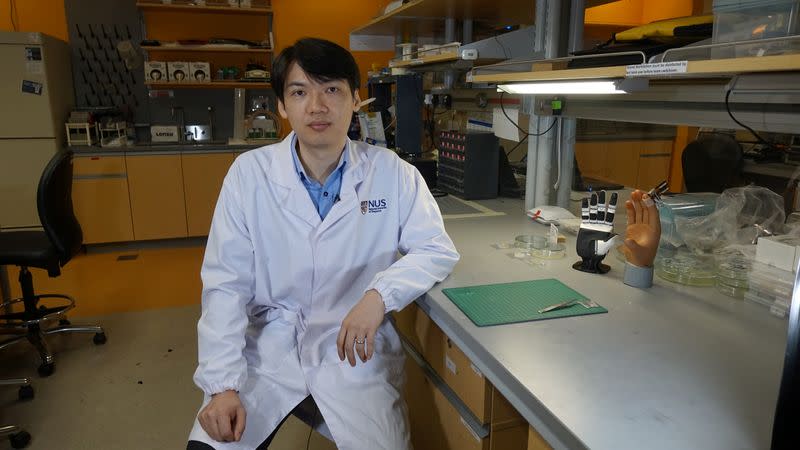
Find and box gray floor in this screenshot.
[0,305,336,450]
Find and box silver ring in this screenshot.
[355,338,365,345]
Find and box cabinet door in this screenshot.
[72,177,134,244]
[182,153,235,237]
[575,141,607,181]
[72,155,134,244]
[637,141,673,189]
[126,154,188,240]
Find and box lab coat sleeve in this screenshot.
[367,162,460,313]
[193,163,255,396]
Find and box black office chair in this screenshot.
[682,133,743,193]
[0,149,106,377]
[0,377,33,448]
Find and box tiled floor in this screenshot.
[0,242,336,450]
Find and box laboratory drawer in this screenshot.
[443,335,523,426]
[394,303,526,427]
[404,352,529,450]
[393,302,446,377]
[73,155,126,177]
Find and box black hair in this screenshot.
[272,37,360,103]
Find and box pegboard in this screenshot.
[65,0,148,122]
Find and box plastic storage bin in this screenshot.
[713,0,800,44]
[656,193,718,253]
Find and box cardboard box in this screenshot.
[144,61,168,83]
[168,61,190,83]
[190,62,211,83]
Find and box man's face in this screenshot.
[277,62,360,152]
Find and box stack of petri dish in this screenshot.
[655,253,716,286]
[514,234,566,260]
[714,256,750,299]
[746,261,793,317]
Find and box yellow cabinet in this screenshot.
[181,152,235,237]
[125,154,188,240]
[575,140,673,190]
[71,156,134,244]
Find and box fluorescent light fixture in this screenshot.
[498,78,647,95]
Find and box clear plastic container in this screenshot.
[713,0,800,45]
[657,193,718,250]
[716,280,748,299]
[656,254,717,287]
[515,234,548,250]
[530,244,567,260]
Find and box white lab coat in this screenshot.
[188,133,459,449]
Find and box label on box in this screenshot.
[145,62,168,82]
[26,62,43,74]
[190,62,211,83]
[25,47,42,61]
[21,80,43,95]
[445,355,457,375]
[168,62,190,83]
[626,61,688,77]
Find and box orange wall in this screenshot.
[586,0,695,26]
[585,0,644,26]
[0,0,68,42]
[272,0,394,103]
[642,1,694,24]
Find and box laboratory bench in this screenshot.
[401,197,787,450]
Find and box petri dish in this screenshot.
[655,254,716,286]
[715,280,747,299]
[515,234,548,250]
[530,244,567,259]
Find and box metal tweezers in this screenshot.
[538,300,579,314]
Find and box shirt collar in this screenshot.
[290,134,349,183]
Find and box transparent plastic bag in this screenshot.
[675,186,785,253]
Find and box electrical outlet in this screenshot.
[534,97,564,116]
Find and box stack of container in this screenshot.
[746,261,793,317]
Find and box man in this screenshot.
[186,38,459,449]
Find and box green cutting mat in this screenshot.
[443,279,607,327]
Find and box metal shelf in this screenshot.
[136,2,272,15]
[351,0,618,38]
[471,54,800,83]
[142,45,271,53]
[145,81,271,89]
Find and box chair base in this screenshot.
[0,426,31,449]
[0,293,106,377]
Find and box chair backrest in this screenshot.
[37,150,83,266]
[681,134,743,193]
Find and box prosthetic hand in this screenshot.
[572,191,619,274]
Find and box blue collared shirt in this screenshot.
[291,135,348,220]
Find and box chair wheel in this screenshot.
[93,332,107,345]
[59,319,71,326]
[9,430,31,448]
[18,385,34,401]
[37,363,55,377]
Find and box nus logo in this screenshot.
[360,199,388,214]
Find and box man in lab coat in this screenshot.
[186,38,460,449]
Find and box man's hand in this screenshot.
[198,390,247,443]
[337,289,385,367]
[623,190,661,267]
